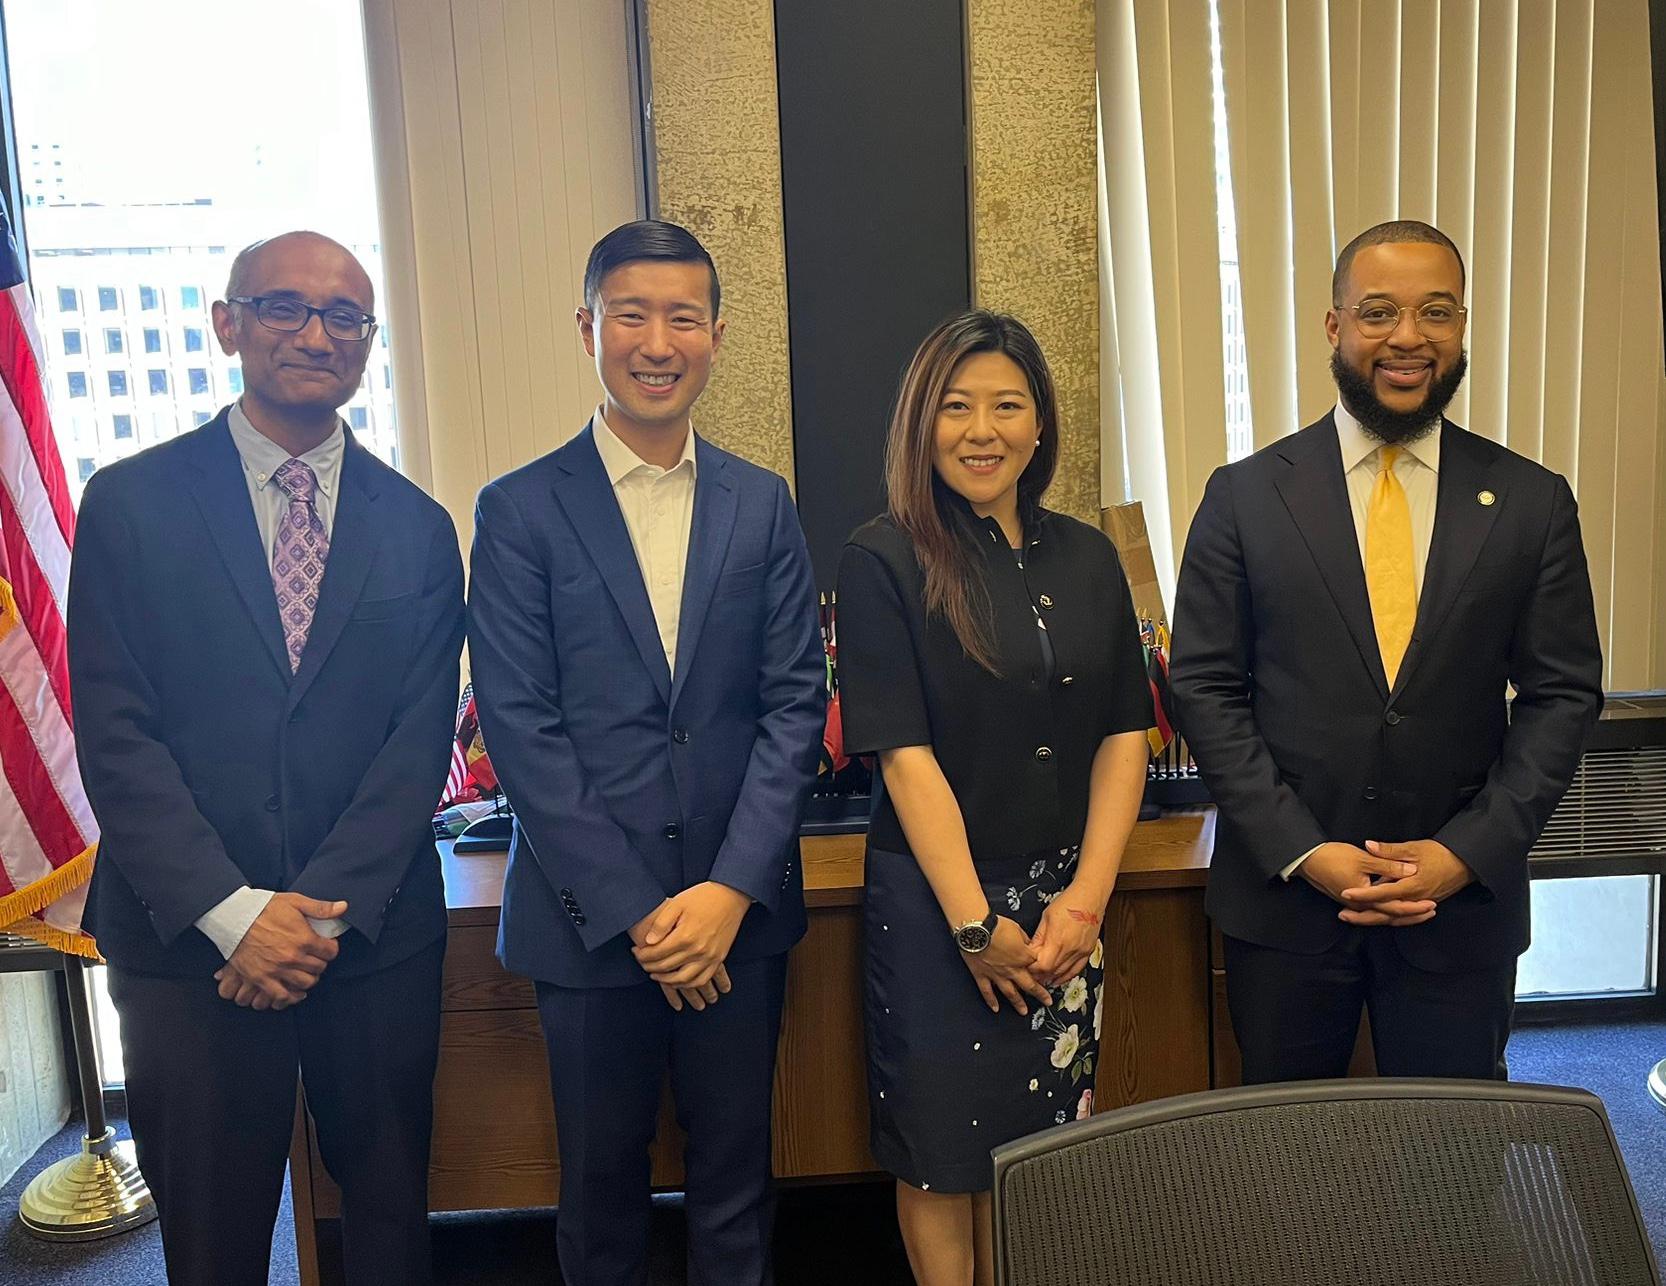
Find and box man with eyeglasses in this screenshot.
[67,230,465,1284]
[1171,220,1602,1083]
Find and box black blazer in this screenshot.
[67,410,466,978]
[1169,414,1603,972]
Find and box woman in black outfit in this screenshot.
[836,312,1152,1285]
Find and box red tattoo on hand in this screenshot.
[1067,909,1101,926]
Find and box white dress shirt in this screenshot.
[1282,401,1441,879]
[194,402,350,959]
[591,408,698,673]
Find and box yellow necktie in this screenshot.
[1366,445,1416,686]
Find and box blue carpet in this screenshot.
[1,1020,1659,1283]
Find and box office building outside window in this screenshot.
[61,328,81,355]
[106,369,127,397]
[103,327,122,354]
[112,413,132,439]
[7,0,401,515]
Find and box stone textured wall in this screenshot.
[0,971,70,1188]
[966,0,1101,522]
[644,0,796,487]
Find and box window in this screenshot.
[187,368,209,396]
[226,367,243,395]
[111,413,133,440]
[67,371,87,397]
[76,457,95,482]
[104,328,123,354]
[348,406,369,430]
[107,370,128,397]
[192,410,213,427]
[61,328,81,355]
[383,365,391,389]
[11,0,401,508]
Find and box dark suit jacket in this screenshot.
[67,409,466,979]
[1169,413,1603,972]
[468,423,827,989]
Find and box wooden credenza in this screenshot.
[289,809,1219,1285]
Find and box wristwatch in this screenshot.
[952,910,1000,954]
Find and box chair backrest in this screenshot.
[991,1078,1661,1286]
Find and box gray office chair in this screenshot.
[992,1079,1660,1286]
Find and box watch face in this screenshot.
[956,923,993,954]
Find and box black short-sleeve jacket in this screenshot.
[836,500,1154,861]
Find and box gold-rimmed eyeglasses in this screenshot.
[1342,298,1467,341]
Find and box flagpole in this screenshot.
[18,955,155,1240]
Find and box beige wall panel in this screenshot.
[365,0,639,548]
[644,0,794,485]
[967,0,1100,523]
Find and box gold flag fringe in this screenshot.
[0,843,101,960]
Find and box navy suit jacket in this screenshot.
[1170,415,1603,972]
[468,423,826,988]
[66,410,466,979]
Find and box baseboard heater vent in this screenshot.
[1528,691,1666,876]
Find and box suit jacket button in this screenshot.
[672,728,690,744]
[1060,675,1075,686]
[573,913,586,926]
[1363,786,1379,801]
[264,795,280,812]
[1038,594,1055,609]
[663,824,681,840]
[1385,711,1402,726]
[1034,746,1053,762]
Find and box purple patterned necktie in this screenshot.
[271,458,330,673]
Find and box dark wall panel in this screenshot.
[774,0,971,586]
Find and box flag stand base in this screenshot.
[19,1126,155,1241]
[18,955,156,1241]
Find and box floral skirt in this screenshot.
[863,842,1104,1194]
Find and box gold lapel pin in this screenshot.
[1477,490,1496,507]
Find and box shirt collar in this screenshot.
[592,407,698,486]
[227,399,345,497]
[1333,399,1441,476]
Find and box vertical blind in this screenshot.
[361,0,640,548]
[1103,0,1666,687]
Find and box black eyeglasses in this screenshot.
[228,295,377,343]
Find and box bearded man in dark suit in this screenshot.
[1170,220,1602,1083]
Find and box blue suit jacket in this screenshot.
[468,424,826,988]
[66,411,466,978]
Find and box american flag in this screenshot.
[0,198,98,956]
[441,682,474,806]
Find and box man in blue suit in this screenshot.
[68,231,466,1285]
[469,220,826,1285]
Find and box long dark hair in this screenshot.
[884,310,1060,673]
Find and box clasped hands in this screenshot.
[1300,839,1474,926]
[960,886,1107,1016]
[630,881,752,1013]
[214,892,349,1011]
